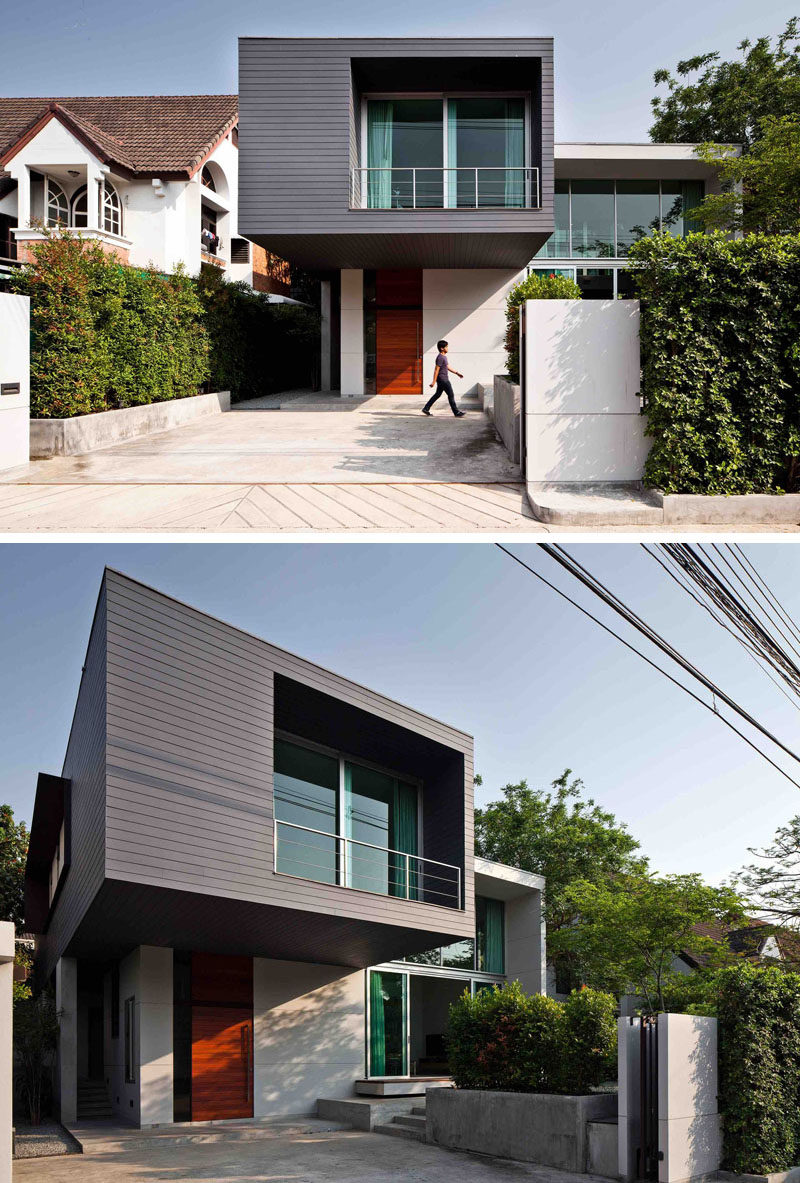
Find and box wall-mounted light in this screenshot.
[152,178,165,198]
[67,169,80,178]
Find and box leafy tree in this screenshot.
[475,772,645,987]
[14,990,59,1125]
[649,19,800,150]
[693,116,800,233]
[552,872,746,1012]
[0,805,28,930]
[739,815,800,947]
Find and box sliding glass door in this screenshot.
[447,97,525,207]
[345,763,418,897]
[369,970,408,1077]
[367,99,443,208]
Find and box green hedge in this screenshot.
[715,963,800,1174]
[628,232,800,494]
[504,271,581,383]
[12,228,320,418]
[446,981,616,1094]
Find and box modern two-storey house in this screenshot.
[25,570,545,1126]
[238,37,731,397]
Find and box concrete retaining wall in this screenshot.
[587,1118,620,1179]
[0,293,30,473]
[493,375,521,465]
[657,492,800,526]
[524,299,647,484]
[30,390,231,458]
[426,1088,616,1171]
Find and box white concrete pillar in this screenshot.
[14,167,30,229]
[138,946,173,1126]
[0,293,30,472]
[55,957,78,1125]
[340,269,364,397]
[505,891,546,995]
[320,280,332,391]
[0,923,14,1183]
[86,165,104,232]
[658,1014,720,1183]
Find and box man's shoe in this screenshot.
[454,410,465,417]
[422,408,432,416]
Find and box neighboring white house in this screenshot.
[0,95,290,295]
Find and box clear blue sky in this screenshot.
[2,1,797,140]
[3,541,800,887]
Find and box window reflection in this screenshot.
[616,181,660,256]
[571,180,614,258]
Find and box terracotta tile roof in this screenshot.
[681,919,799,968]
[0,95,238,177]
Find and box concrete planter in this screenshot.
[716,1171,800,1183]
[30,390,231,458]
[656,491,800,526]
[492,375,521,465]
[426,1088,616,1172]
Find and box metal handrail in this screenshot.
[350,166,540,210]
[273,818,463,909]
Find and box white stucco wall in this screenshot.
[0,924,14,1183]
[253,958,365,1116]
[0,293,29,471]
[340,269,365,396]
[658,1014,721,1183]
[423,269,522,395]
[524,298,648,483]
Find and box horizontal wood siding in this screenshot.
[238,37,554,269]
[38,583,108,981]
[103,570,474,946]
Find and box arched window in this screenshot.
[70,185,88,228]
[201,165,216,191]
[101,181,122,235]
[69,181,122,235]
[46,179,69,227]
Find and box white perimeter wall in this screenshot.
[0,293,29,471]
[423,269,522,396]
[0,925,13,1183]
[253,958,365,1116]
[525,299,648,483]
[658,1014,721,1183]
[106,946,173,1127]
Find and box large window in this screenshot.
[476,896,505,974]
[46,179,68,228]
[365,95,528,209]
[368,970,407,1077]
[274,737,421,899]
[535,179,705,260]
[71,180,123,235]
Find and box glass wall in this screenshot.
[403,896,505,973]
[535,179,705,259]
[367,99,443,208]
[449,97,525,207]
[274,740,339,883]
[369,970,408,1076]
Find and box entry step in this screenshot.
[527,482,663,526]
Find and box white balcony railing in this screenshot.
[350,166,540,210]
[274,819,463,910]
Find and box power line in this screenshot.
[495,542,800,792]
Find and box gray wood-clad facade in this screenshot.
[28,571,475,980]
[238,37,554,269]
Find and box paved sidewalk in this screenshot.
[14,1120,615,1182]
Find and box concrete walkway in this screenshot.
[14,1119,615,1182]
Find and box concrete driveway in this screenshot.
[14,1118,612,1183]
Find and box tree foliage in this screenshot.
[504,271,581,382]
[551,871,745,1012]
[738,814,800,943]
[649,19,800,150]
[627,230,800,494]
[694,116,800,234]
[14,989,59,1125]
[0,805,28,931]
[447,980,616,1094]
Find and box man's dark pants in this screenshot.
[423,379,459,415]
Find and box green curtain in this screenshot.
[481,897,505,974]
[681,180,704,235]
[504,99,525,208]
[390,781,418,899]
[446,101,458,207]
[367,101,393,209]
[369,971,386,1075]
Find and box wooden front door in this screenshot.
[190,952,253,1121]
[191,1006,253,1120]
[375,269,423,395]
[376,309,422,394]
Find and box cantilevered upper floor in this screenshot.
[26,570,475,982]
[238,37,555,269]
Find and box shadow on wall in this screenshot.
[682,1020,722,1180]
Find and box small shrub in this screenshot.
[14,989,59,1125]
[504,271,581,382]
[447,981,616,1094]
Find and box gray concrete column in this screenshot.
[340,270,364,397]
[320,280,332,392]
[138,947,173,1127]
[55,957,78,1125]
[505,890,546,995]
[0,923,14,1183]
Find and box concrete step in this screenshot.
[411,1106,426,1117]
[373,1121,425,1142]
[392,1115,426,1131]
[526,482,664,526]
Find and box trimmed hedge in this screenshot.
[504,271,581,383]
[715,963,800,1175]
[447,981,616,1094]
[628,232,800,494]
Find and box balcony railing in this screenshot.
[350,166,540,210]
[274,819,463,910]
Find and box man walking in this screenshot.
[422,340,465,417]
